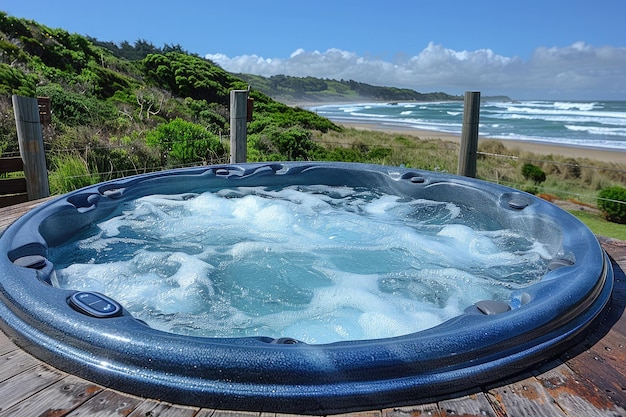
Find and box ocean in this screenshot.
[309,100,626,152]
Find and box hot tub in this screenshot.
[0,162,613,414]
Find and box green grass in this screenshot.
[566,210,626,240]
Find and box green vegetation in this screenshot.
[314,128,456,170]
[238,73,463,104]
[598,186,626,224]
[521,163,546,185]
[567,209,626,240]
[48,155,100,194]
[146,118,226,166]
[0,12,339,190]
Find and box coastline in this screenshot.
[337,121,626,165]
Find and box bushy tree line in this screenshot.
[342,79,458,102]
[268,75,328,95]
[238,73,464,103]
[89,38,191,61]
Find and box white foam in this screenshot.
[51,186,551,343]
[565,124,626,137]
[554,101,598,111]
[310,100,626,151]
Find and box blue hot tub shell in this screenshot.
[0,162,613,414]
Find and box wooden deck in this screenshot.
[0,198,624,417]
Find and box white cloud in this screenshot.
[206,42,626,99]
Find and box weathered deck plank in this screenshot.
[211,411,260,417]
[0,199,625,416]
[438,393,499,416]
[0,375,102,417]
[61,389,144,416]
[584,320,626,378]
[534,361,625,417]
[0,196,53,231]
[0,349,40,382]
[329,411,382,417]
[487,373,570,417]
[562,347,626,407]
[0,363,65,412]
[127,401,200,417]
[382,403,441,417]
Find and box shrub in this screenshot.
[320,147,363,162]
[367,147,392,160]
[36,84,117,126]
[0,63,36,96]
[145,118,226,166]
[521,163,546,184]
[255,126,321,160]
[598,186,626,224]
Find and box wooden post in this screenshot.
[12,95,50,200]
[457,91,481,178]
[230,90,249,163]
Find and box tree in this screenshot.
[141,52,235,103]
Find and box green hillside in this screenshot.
[0,11,479,197]
[236,73,462,104]
[0,12,341,193]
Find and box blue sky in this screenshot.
[2,0,625,100]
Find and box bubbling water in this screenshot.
[50,185,551,344]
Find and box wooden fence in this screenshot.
[0,156,28,208]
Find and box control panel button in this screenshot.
[68,291,122,318]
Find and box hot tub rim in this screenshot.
[0,161,614,413]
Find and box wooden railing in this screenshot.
[0,156,28,208]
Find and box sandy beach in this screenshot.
[338,121,626,165]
